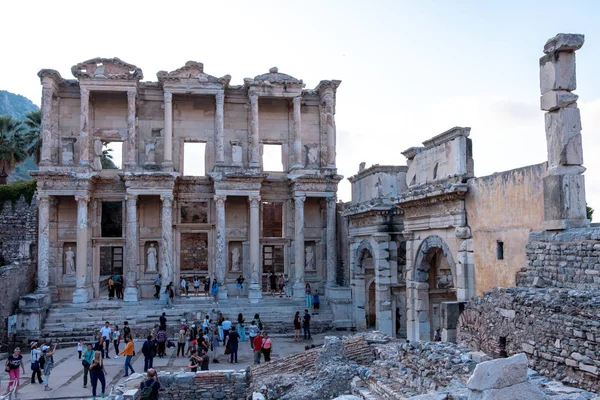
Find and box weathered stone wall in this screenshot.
[458,286,600,392]
[517,227,600,289]
[157,370,247,400]
[465,163,546,295]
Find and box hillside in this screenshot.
[0,90,39,183]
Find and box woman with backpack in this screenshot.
[30,342,43,384]
[89,351,107,400]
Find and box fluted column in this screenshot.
[293,194,306,298]
[163,92,173,169]
[214,195,228,299]
[39,86,54,167]
[124,194,139,301]
[249,94,260,167]
[79,88,90,166]
[248,195,262,300]
[159,194,174,303]
[326,112,336,167]
[125,91,137,169]
[215,91,225,164]
[73,195,90,303]
[292,96,303,168]
[326,196,337,286]
[36,194,50,293]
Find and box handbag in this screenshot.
[82,360,90,368]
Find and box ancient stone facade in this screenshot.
[31,59,341,305]
[158,371,248,400]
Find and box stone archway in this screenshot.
[367,279,376,328]
[409,235,457,341]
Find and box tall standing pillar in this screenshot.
[214,195,228,299]
[79,88,90,166]
[159,194,174,304]
[73,195,90,303]
[292,96,303,168]
[248,195,262,301]
[293,194,306,299]
[125,90,137,169]
[36,194,50,293]
[215,91,225,164]
[124,195,139,301]
[39,86,54,167]
[163,92,174,170]
[249,93,260,167]
[326,196,337,287]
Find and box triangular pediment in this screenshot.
[157,61,231,87]
[71,58,143,81]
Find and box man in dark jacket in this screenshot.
[303,309,311,340]
[142,335,157,372]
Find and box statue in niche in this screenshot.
[145,139,156,164]
[231,247,241,272]
[307,146,318,165]
[64,247,75,275]
[147,243,158,272]
[231,142,243,164]
[375,176,384,198]
[305,245,316,270]
[436,268,453,289]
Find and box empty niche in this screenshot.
[101,201,123,237]
[180,232,208,271]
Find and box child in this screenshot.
[77,339,84,359]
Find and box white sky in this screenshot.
[2,0,599,215]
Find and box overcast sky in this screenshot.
[3,0,599,214]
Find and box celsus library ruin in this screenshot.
[1,33,599,399]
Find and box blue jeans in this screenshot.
[305,294,312,307]
[124,355,135,375]
[237,324,246,341]
[229,343,238,363]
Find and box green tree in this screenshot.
[101,141,117,169]
[22,110,41,164]
[0,115,27,184]
[587,204,594,222]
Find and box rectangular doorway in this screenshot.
[100,246,123,276]
[262,245,284,290]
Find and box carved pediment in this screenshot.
[157,61,231,86]
[71,58,143,81]
[247,67,304,87]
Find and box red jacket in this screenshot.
[253,335,263,350]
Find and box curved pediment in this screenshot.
[251,67,303,86]
[71,58,143,81]
[157,61,231,87]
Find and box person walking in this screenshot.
[180,277,188,298]
[277,274,284,297]
[261,332,273,362]
[236,275,244,298]
[313,289,320,315]
[217,314,224,343]
[5,347,25,395]
[193,276,200,297]
[187,348,201,372]
[112,325,121,358]
[253,331,263,365]
[305,283,312,307]
[77,339,84,359]
[118,337,135,377]
[81,343,94,389]
[100,321,112,358]
[114,273,123,300]
[222,315,232,340]
[156,327,167,358]
[303,309,312,340]
[237,313,247,341]
[159,312,167,330]
[94,335,105,359]
[108,276,115,300]
[30,342,43,384]
[123,321,131,341]
[254,313,263,331]
[284,274,291,298]
[177,327,186,357]
[293,311,301,342]
[211,280,219,304]
[210,328,220,363]
[168,282,175,307]
[142,335,157,372]
[89,350,107,400]
[248,320,258,350]
[199,347,210,371]
[41,344,56,392]
[154,274,162,299]
[227,326,240,364]
[203,277,210,298]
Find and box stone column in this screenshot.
[326,112,336,167]
[125,90,137,169]
[36,194,50,293]
[248,195,262,301]
[73,195,90,303]
[124,194,139,301]
[39,86,54,167]
[163,92,174,169]
[293,194,306,298]
[159,194,174,304]
[215,91,225,164]
[249,94,260,167]
[539,33,588,230]
[292,96,303,168]
[79,88,90,166]
[326,196,337,287]
[214,195,228,299]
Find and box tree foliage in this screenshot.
[0,115,28,180]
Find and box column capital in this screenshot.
[127,90,137,101]
[320,91,334,107]
[164,91,173,103]
[214,195,227,206]
[326,196,337,204]
[248,195,261,206]
[75,195,90,204]
[293,95,302,106]
[160,194,174,203]
[80,87,90,97]
[249,93,259,104]
[294,194,306,204]
[36,193,50,203]
[215,90,225,103]
[125,194,138,202]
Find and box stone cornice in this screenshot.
[397,182,468,208]
[347,164,407,183]
[421,126,470,150]
[342,204,400,217]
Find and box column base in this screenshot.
[72,288,90,304]
[249,162,260,168]
[293,282,305,299]
[248,284,262,303]
[162,161,174,171]
[218,286,228,300]
[123,287,139,302]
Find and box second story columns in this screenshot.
[163,92,174,169]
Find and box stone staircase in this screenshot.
[25,294,334,346]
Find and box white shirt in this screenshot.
[100,326,112,340]
[222,320,232,330]
[181,279,187,288]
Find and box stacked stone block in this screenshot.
[157,371,248,400]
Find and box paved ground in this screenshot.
[0,331,343,400]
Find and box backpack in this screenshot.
[140,380,157,400]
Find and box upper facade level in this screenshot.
[36,58,341,180]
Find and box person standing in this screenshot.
[222,316,232,340]
[217,314,224,343]
[89,350,107,400]
[293,311,301,342]
[210,328,220,363]
[168,282,175,307]
[277,274,284,297]
[253,332,263,365]
[248,320,258,350]
[199,347,210,371]
[236,275,244,298]
[313,290,320,315]
[118,336,135,377]
[303,309,312,340]
[142,335,157,372]
[177,327,186,357]
[284,274,291,298]
[180,277,188,298]
[156,327,167,358]
[41,344,56,392]
[5,347,25,395]
[227,326,240,364]
[305,283,312,308]
[77,339,84,359]
[139,368,161,400]
[269,271,277,295]
[203,277,210,298]
[114,273,123,300]
[154,274,162,299]
[187,349,200,372]
[81,343,94,389]
[123,321,131,341]
[211,280,219,304]
[108,276,115,300]
[193,276,200,297]
[237,313,247,341]
[159,313,167,330]
[113,325,121,358]
[30,342,43,384]
[100,321,112,358]
[254,313,263,331]
[94,335,105,359]
[261,333,273,362]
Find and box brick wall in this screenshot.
[158,370,247,400]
